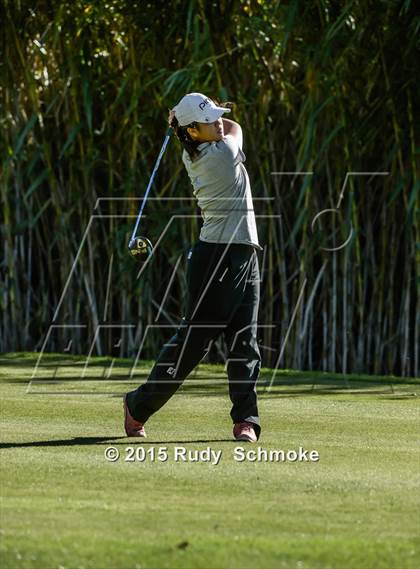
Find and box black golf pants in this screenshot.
[126,240,262,439]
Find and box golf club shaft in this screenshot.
[129,126,173,245]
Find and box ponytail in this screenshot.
[169,115,201,161]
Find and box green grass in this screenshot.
[1,353,419,569]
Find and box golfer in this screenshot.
[124,92,263,442]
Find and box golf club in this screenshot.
[128,126,174,260]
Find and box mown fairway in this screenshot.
[1,353,419,569]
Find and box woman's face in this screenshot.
[187,118,224,143]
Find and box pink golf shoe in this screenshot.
[123,395,147,437]
[233,421,257,443]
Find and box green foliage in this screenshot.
[0,0,418,376]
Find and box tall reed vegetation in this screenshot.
[1,0,418,376]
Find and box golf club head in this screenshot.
[128,236,154,261]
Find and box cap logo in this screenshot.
[199,98,211,110]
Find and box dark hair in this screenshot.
[169,115,201,161]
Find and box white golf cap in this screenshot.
[172,92,231,126]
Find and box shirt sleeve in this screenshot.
[216,135,245,166]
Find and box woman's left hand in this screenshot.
[168,109,176,126]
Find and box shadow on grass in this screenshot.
[2,353,419,383]
[5,381,403,399]
[0,353,152,368]
[0,436,234,450]
[21,377,407,398]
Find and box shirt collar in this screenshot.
[197,141,211,151]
